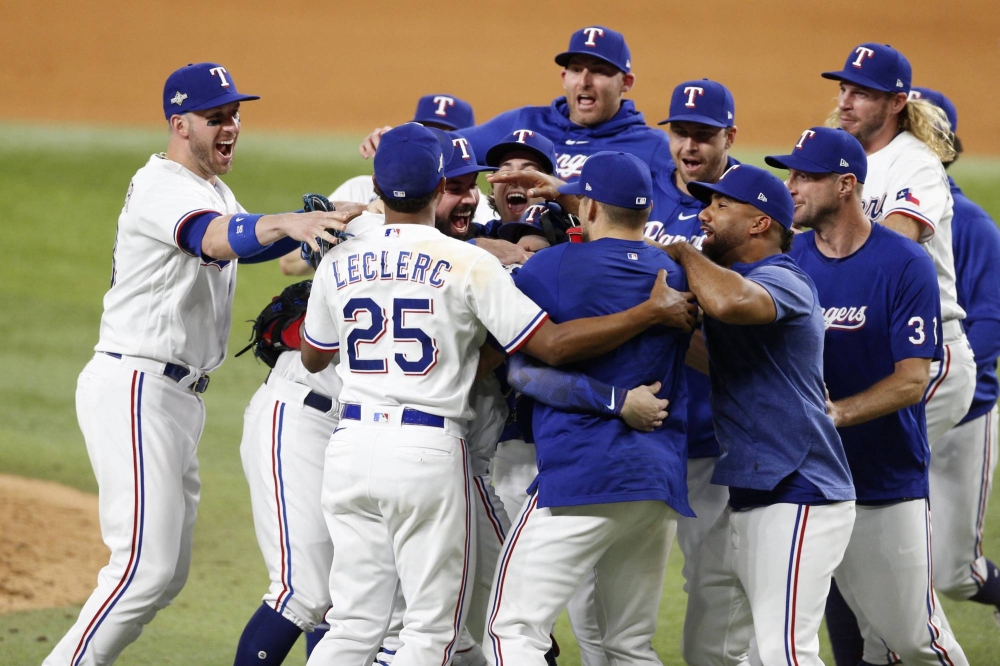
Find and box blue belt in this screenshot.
[105,352,210,394]
[265,371,333,413]
[341,403,445,428]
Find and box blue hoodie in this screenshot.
[460,97,673,183]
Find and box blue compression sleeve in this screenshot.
[240,237,301,264]
[506,352,626,416]
[176,211,222,258]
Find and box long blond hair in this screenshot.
[826,96,955,162]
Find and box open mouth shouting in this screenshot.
[449,205,474,237]
[504,190,529,219]
[216,137,235,161]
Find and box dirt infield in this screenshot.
[2,0,997,153]
[0,475,105,615]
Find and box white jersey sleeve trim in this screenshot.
[504,310,549,353]
[303,326,340,352]
[882,207,936,242]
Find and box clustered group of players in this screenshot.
[42,24,1000,666]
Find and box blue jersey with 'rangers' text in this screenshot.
[512,238,693,515]
[790,224,942,502]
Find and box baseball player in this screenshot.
[359,26,672,184]
[909,87,1000,625]
[645,78,739,602]
[43,63,350,666]
[665,164,856,666]
[299,124,695,666]
[772,127,968,665]
[821,43,975,447]
[482,129,560,224]
[484,151,694,666]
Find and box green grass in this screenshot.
[1,124,998,664]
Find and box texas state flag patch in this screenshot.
[896,188,921,206]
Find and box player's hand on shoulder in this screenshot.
[474,237,534,267]
[330,200,368,218]
[359,126,393,158]
[366,198,386,215]
[649,268,697,332]
[620,382,669,432]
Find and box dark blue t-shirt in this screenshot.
[790,224,942,502]
[459,98,673,183]
[704,253,854,501]
[641,158,740,459]
[950,179,1000,424]
[513,238,693,515]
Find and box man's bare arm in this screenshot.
[826,357,931,428]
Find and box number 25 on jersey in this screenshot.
[344,297,438,375]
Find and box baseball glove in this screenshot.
[234,279,312,368]
[300,193,353,269]
[537,202,580,246]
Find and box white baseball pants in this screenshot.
[485,496,677,666]
[240,374,338,630]
[683,501,855,666]
[930,405,998,600]
[677,456,729,591]
[835,500,968,665]
[306,406,475,666]
[924,331,976,447]
[45,353,203,666]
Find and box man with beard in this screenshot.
[820,43,975,449]
[663,164,856,666]
[359,26,672,184]
[43,62,351,666]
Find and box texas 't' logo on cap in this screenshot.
[582,27,604,46]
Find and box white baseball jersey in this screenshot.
[303,217,547,420]
[862,131,964,322]
[330,174,497,225]
[97,154,243,372]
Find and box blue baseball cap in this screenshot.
[821,43,911,94]
[163,63,260,120]
[909,87,958,132]
[445,132,497,179]
[412,94,475,130]
[765,127,868,183]
[555,26,631,73]
[688,164,795,229]
[558,151,652,210]
[498,203,551,243]
[484,129,559,174]
[373,123,453,201]
[658,79,735,128]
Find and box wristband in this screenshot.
[228,214,267,258]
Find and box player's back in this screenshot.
[512,240,692,513]
[306,219,544,422]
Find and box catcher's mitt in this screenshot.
[300,193,353,269]
[537,202,580,246]
[235,280,312,368]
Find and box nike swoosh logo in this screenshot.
[565,140,589,145]
[678,213,698,220]
[607,387,615,410]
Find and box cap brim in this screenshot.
[413,116,460,131]
[554,51,626,72]
[657,114,729,128]
[485,142,554,174]
[763,153,831,174]
[558,181,585,197]
[821,70,898,94]
[185,92,261,113]
[684,181,724,206]
[445,164,498,179]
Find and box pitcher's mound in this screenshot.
[0,474,106,614]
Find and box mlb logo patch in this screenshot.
[373,412,391,423]
[627,252,638,260]
[385,228,401,237]
[896,188,921,206]
[635,197,647,205]
[393,190,406,198]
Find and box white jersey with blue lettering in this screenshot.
[97,153,244,373]
[862,131,963,323]
[304,215,547,421]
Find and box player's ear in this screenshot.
[621,72,635,94]
[724,126,737,150]
[838,173,858,199]
[170,114,190,138]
